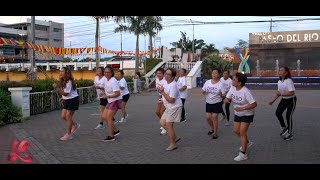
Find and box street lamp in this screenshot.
[144,32,147,74]
[190,19,195,61]
[121,31,123,70]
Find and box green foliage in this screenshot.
[201,55,231,80]
[146,58,162,73]
[0,89,22,127]
[0,78,94,93]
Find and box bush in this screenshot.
[146,58,162,73]
[0,78,94,93]
[0,89,22,127]
[201,55,231,80]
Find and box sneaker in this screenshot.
[180,118,187,122]
[234,152,248,161]
[160,129,167,135]
[280,128,288,137]
[71,123,80,134]
[113,130,120,136]
[240,140,253,151]
[207,130,214,135]
[102,136,115,142]
[60,133,73,141]
[166,145,177,151]
[225,121,231,126]
[94,123,105,130]
[283,134,293,141]
[212,133,219,139]
[114,120,119,124]
[219,115,226,122]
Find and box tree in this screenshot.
[144,16,163,58]
[235,39,248,49]
[201,54,231,80]
[170,31,206,56]
[114,16,151,73]
[201,43,219,59]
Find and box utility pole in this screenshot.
[190,19,195,61]
[30,16,36,81]
[144,32,147,74]
[121,31,123,70]
[95,17,100,69]
[270,18,273,32]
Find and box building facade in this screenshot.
[249,30,320,71]
[0,18,64,63]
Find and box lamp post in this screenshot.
[190,19,195,61]
[121,31,123,70]
[69,40,72,60]
[144,32,147,74]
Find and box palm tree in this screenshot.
[170,31,206,56]
[144,16,163,58]
[201,43,219,58]
[114,16,150,73]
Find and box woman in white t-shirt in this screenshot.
[224,73,257,162]
[52,67,80,141]
[269,66,297,141]
[220,70,232,126]
[117,70,130,123]
[93,67,116,130]
[100,66,122,142]
[159,68,182,151]
[202,68,224,139]
[148,67,167,135]
[177,68,188,122]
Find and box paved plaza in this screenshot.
[1,88,320,164]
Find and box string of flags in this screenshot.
[0,37,161,57]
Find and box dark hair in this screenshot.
[105,66,114,77]
[181,68,187,74]
[212,68,221,75]
[97,67,105,75]
[235,72,247,86]
[166,68,176,78]
[223,70,230,75]
[279,66,291,80]
[156,67,165,74]
[119,69,124,76]
[136,71,141,78]
[60,67,76,90]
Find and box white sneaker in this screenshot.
[160,127,164,130]
[239,140,253,151]
[94,124,105,130]
[224,121,231,126]
[119,114,129,123]
[219,115,225,122]
[234,152,248,161]
[160,129,167,135]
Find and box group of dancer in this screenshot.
[52,65,296,161]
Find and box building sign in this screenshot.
[249,30,320,44]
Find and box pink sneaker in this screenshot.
[71,123,80,134]
[60,133,73,141]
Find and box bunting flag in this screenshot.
[0,36,161,57]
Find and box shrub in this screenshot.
[146,58,162,73]
[0,89,22,127]
[201,55,231,79]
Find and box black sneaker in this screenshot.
[102,136,115,142]
[208,130,214,135]
[284,134,293,141]
[280,128,288,136]
[212,134,219,139]
[113,130,120,136]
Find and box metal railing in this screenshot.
[29,86,97,115]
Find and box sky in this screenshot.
[1,16,320,58]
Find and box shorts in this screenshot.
[99,98,108,106]
[63,96,79,111]
[161,106,182,123]
[205,101,223,113]
[106,99,122,110]
[122,94,130,102]
[234,115,254,123]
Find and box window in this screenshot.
[35,37,49,41]
[54,39,62,42]
[53,28,62,32]
[35,25,48,31]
